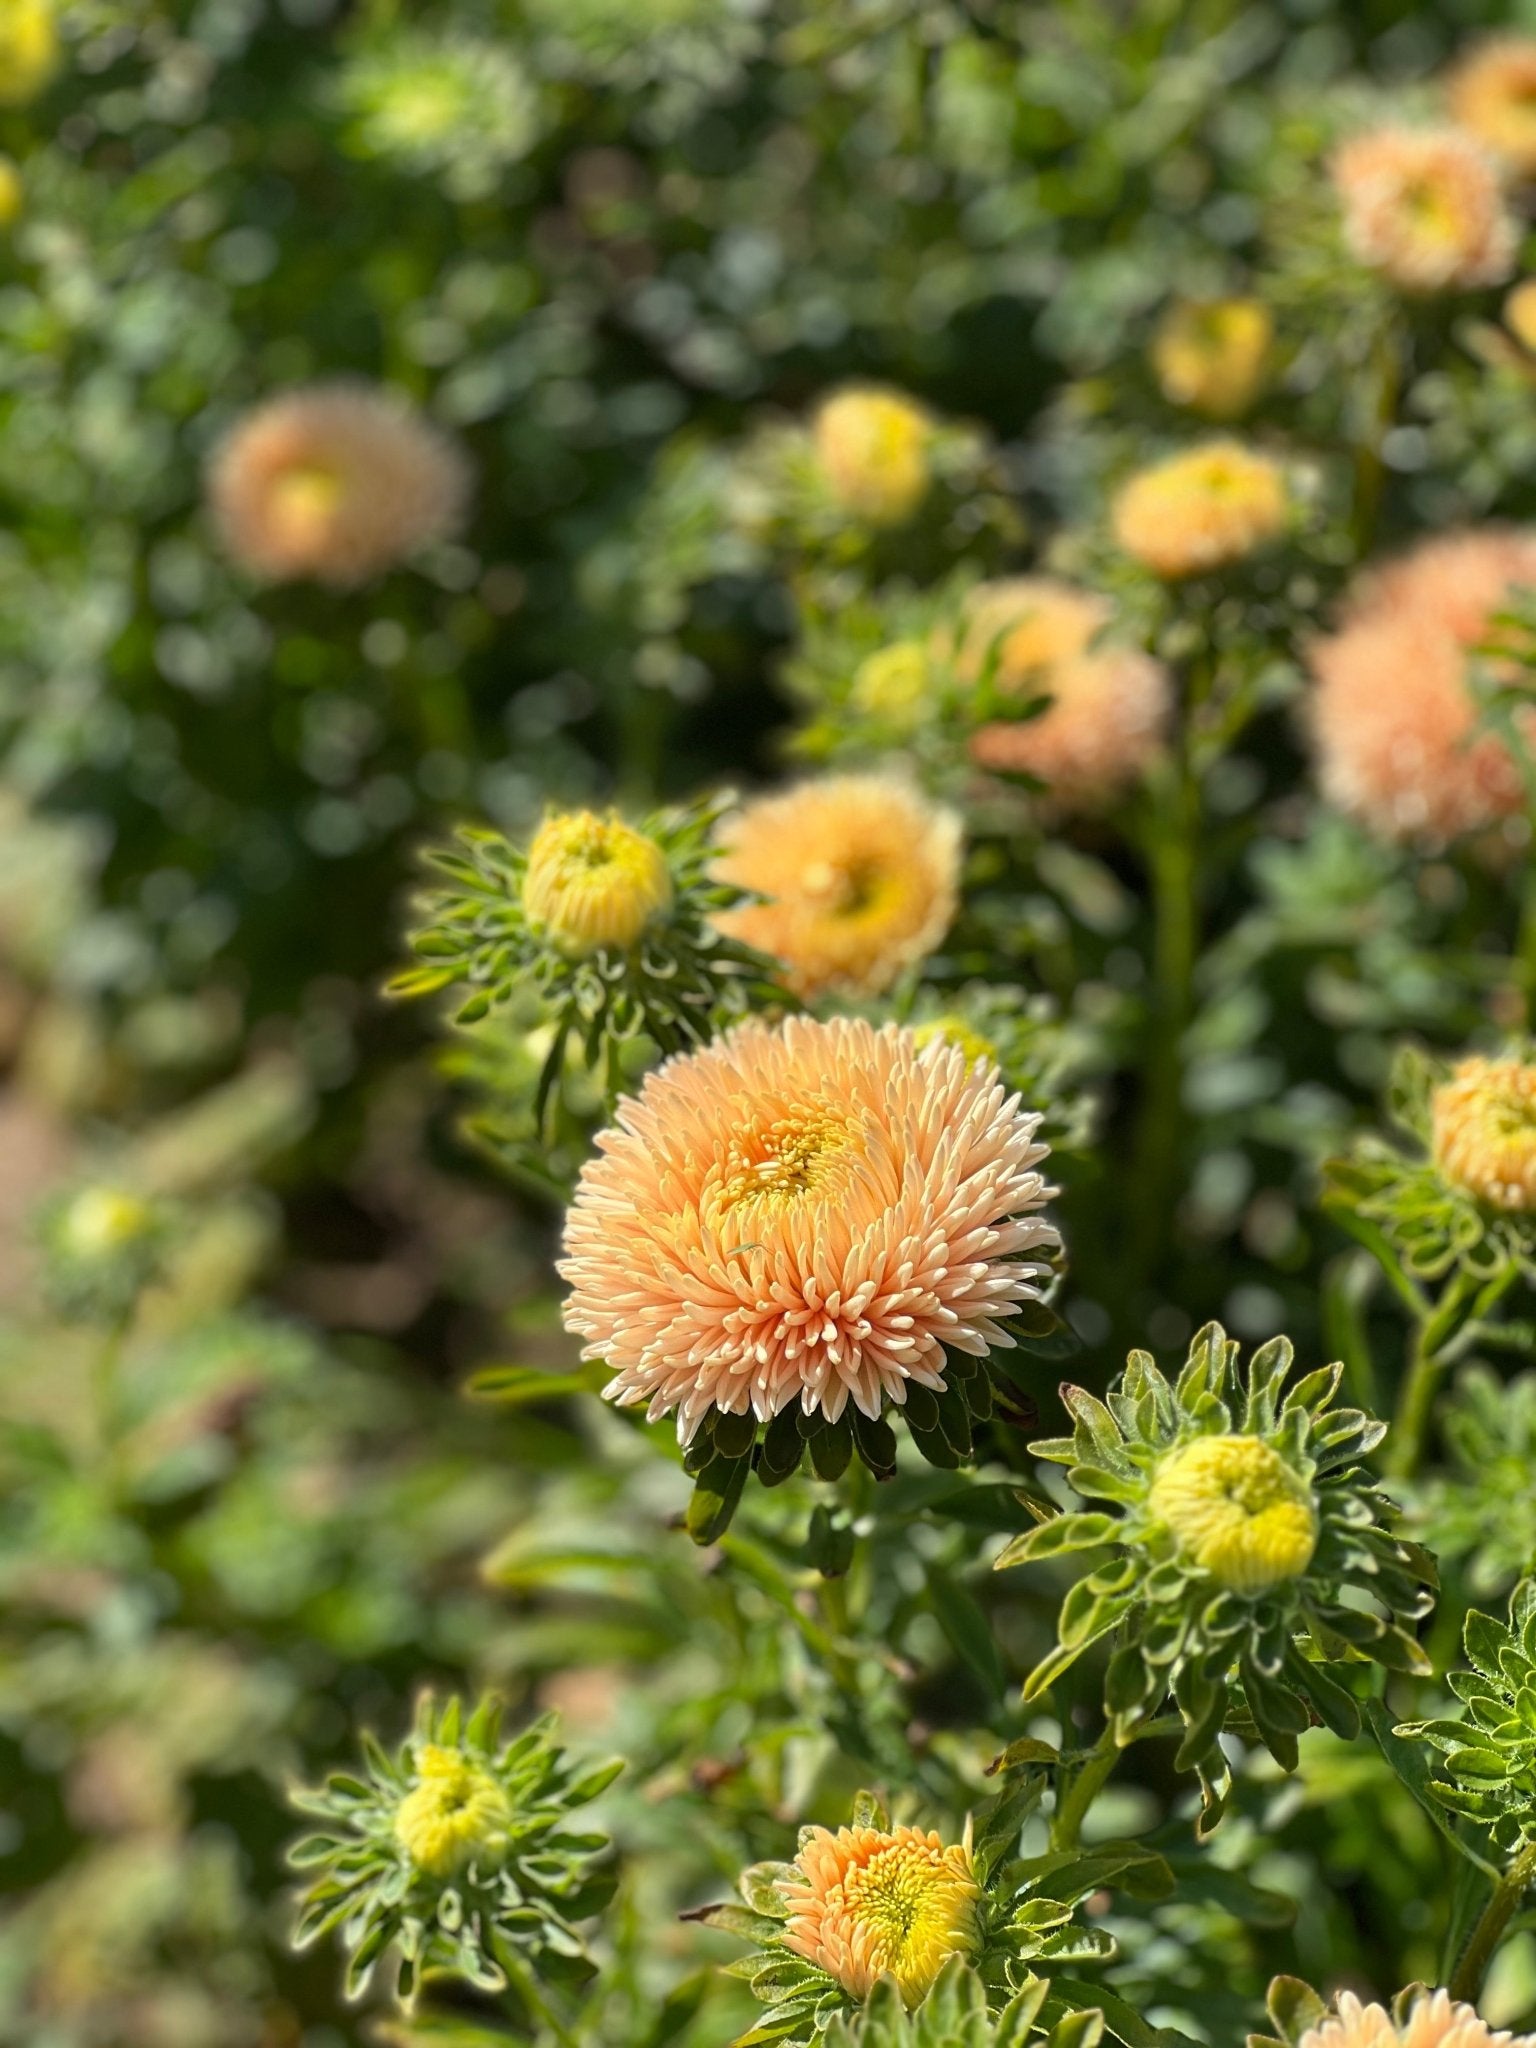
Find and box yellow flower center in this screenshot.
[1433,1058,1536,1211]
[711,1107,863,1227]
[60,1188,155,1260]
[911,1016,997,1068]
[851,641,933,725]
[779,1826,979,2007]
[1148,1434,1318,1593]
[270,464,345,549]
[522,809,673,956]
[394,1746,512,1878]
[813,389,932,528]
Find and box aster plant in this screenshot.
[1323,1043,1536,1477]
[996,1323,1435,1820]
[391,795,782,1140]
[558,1014,1062,1536]
[696,1785,1164,2046]
[288,1694,620,2011]
[822,1957,1102,2048]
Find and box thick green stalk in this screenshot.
[1051,1715,1184,1851]
[1450,1840,1536,2003]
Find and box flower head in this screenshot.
[0,0,58,105]
[335,31,538,197]
[1151,298,1274,418]
[1308,528,1536,844]
[1272,1989,1535,2048]
[393,1745,513,1878]
[812,387,934,527]
[290,1695,620,2005]
[998,1323,1434,1795]
[1506,277,1536,352]
[1450,37,1536,176]
[1146,1434,1317,1593]
[1111,440,1289,578]
[522,810,674,958]
[1331,126,1516,292]
[209,382,468,587]
[706,1788,1113,2044]
[850,640,936,728]
[1432,1056,1536,1211]
[779,1825,980,2005]
[559,1016,1058,1492]
[968,645,1170,810]
[712,775,962,999]
[37,1181,172,1323]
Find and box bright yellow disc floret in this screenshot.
[394,1745,512,1878]
[522,809,674,958]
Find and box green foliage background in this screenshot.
[9,2,1536,2046]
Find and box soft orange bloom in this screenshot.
[777,1825,980,2005]
[1299,1989,1536,2048]
[951,577,1169,808]
[1330,126,1516,292]
[811,386,933,527]
[1111,440,1289,578]
[558,1016,1058,1441]
[1450,37,1536,176]
[1151,298,1273,418]
[209,382,468,586]
[713,775,961,999]
[1433,1056,1536,1211]
[1308,528,1536,843]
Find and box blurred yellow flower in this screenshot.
[713,774,960,999]
[1450,36,1536,176]
[1505,277,1536,351]
[0,155,24,228]
[910,1014,997,1068]
[777,1825,980,2005]
[0,0,58,106]
[394,1745,512,1878]
[850,640,934,727]
[522,810,674,957]
[812,386,933,527]
[1151,297,1274,418]
[59,1187,156,1261]
[1331,125,1516,292]
[1148,1434,1318,1592]
[1433,1056,1536,1211]
[1111,440,1289,578]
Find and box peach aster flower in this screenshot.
[209,382,468,587]
[1299,1990,1536,2048]
[812,386,933,527]
[1450,37,1536,177]
[1151,297,1274,418]
[1308,528,1536,843]
[1433,1055,1536,1211]
[712,775,961,999]
[1330,125,1516,292]
[558,1015,1058,1441]
[1111,440,1289,578]
[776,1825,980,2005]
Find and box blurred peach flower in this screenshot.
[1331,125,1516,291]
[1309,527,1536,843]
[1299,1990,1535,2048]
[1450,37,1536,176]
[209,382,468,587]
[1111,440,1289,578]
[713,774,961,999]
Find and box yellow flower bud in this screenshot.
[394,1745,512,1878]
[812,386,933,528]
[849,639,933,726]
[0,0,58,106]
[1148,1433,1317,1593]
[1432,1056,1536,1212]
[59,1187,156,1262]
[911,1015,997,1069]
[1151,298,1273,419]
[1112,440,1289,579]
[522,810,673,957]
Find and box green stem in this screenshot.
[1050,1714,1184,1851]
[1386,1269,1512,1481]
[1350,315,1401,557]
[1451,1840,1536,2003]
